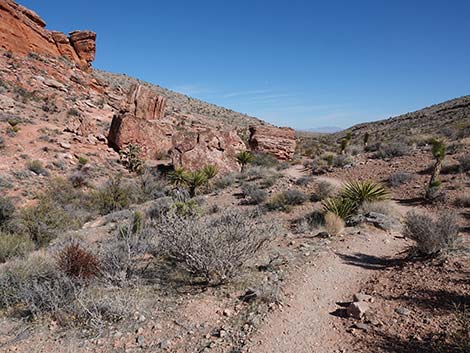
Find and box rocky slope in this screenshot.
[336,95,470,142]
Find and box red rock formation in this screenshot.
[170,128,245,174]
[249,125,296,160]
[0,0,96,71]
[108,112,174,158]
[127,84,167,120]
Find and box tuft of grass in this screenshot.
[324,212,345,236]
[27,160,48,176]
[0,231,34,263]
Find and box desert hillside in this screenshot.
[0,1,468,353]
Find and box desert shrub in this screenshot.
[67,108,81,117]
[324,212,345,236]
[100,215,156,285]
[283,189,308,205]
[0,136,5,149]
[374,142,410,159]
[251,152,278,168]
[0,254,79,317]
[358,200,398,217]
[0,196,15,227]
[403,211,460,257]
[458,153,470,172]
[68,170,88,188]
[347,145,362,156]
[147,197,174,220]
[388,171,414,187]
[78,156,88,167]
[267,190,307,212]
[312,181,337,201]
[132,169,167,202]
[0,231,34,263]
[27,160,48,176]
[241,183,268,205]
[333,154,354,168]
[158,209,276,285]
[455,191,470,207]
[90,175,133,215]
[57,241,100,280]
[19,198,77,247]
[322,197,356,220]
[214,173,237,189]
[341,181,389,206]
[295,211,324,233]
[244,166,270,180]
[171,199,201,216]
[295,175,313,186]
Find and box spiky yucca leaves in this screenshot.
[341,181,389,206]
[426,139,446,200]
[202,165,219,180]
[322,197,356,220]
[236,151,254,173]
[185,170,208,197]
[168,167,189,187]
[431,139,446,161]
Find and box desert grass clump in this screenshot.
[324,212,345,236]
[295,211,325,234]
[267,190,307,212]
[158,209,276,285]
[374,142,410,159]
[251,152,278,168]
[214,173,237,189]
[241,183,268,205]
[403,211,460,257]
[333,154,354,168]
[388,171,414,187]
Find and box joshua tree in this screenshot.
[426,139,446,200]
[363,132,370,147]
[236,151,253,173]
[340,138,348,154]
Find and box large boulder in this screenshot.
[170,127,245,174]
[249,125,296,160]
[127,84,167,120]
[0,0,96,71]
[108,113,174,158]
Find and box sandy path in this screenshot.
[244,167,409,353]
[244,229,407,353]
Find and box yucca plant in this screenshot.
[168,167,189,187]
[363,132,370,147]
[202,165,219,180]
[236,151,254,173]
[341,181,389,206]
[185,170,208,197]
[426,139,446,200]
[322,197,356,220]
[340,139,348,154]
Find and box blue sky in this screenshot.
[20,0,470,129]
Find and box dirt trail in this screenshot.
[243,168,410,353]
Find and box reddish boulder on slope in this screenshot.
[249,125,296,160]
[170,127,245,174]
[127,84,167,120]
[69,30,97,70]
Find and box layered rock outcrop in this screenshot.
[108,84,245,173]
[0,0,96,70]
[170,126,245,174]
[249,125,296,160]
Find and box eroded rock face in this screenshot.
[0,0,96,71]
[127,84,167,120]
[249,125,296,160]
[108,112,174,158]
[170,127,245,174]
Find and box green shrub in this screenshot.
[282,189,308,205]
[90,176,132,215]
[0,232,34,263]
[266,194,291,212]
[251,152,278,168]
